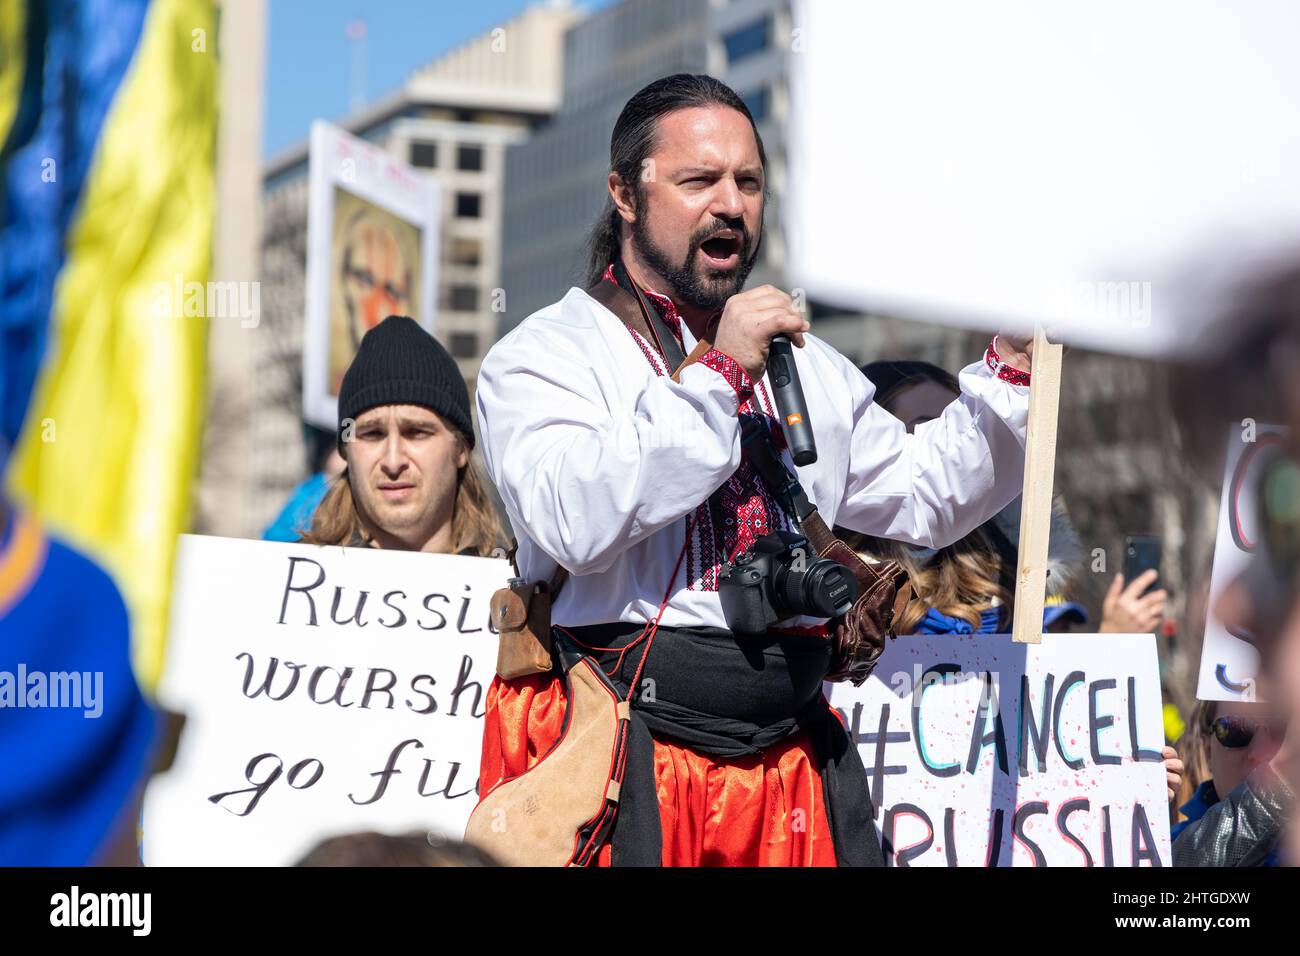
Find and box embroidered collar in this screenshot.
[601,263,694,343]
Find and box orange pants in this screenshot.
[476,672,839,867]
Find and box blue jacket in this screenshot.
[1171,780,1217,842]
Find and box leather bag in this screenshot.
[464,640,631,866]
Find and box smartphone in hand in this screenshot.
[1123,534,1162,596]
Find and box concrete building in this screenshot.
[498,0,712,333]
[250,1,582,536]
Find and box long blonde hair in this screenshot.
[300,432,506,556]
[844,525,1016,634]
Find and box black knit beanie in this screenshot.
[337,315,473,454]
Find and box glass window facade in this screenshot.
[457,145,484,171]
[455,192,482,218]
[410,141,437,168]
[724,16,770,64]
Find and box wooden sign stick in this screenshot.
[1012,327,1064,645]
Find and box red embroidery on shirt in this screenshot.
[628,325,668,374]
[699,348,754,404]
[984,336,1032,386]
[716,387,793,568]
[686,500,715,591]
[601,265,682,344]
[604,264,791,590]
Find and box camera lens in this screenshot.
[775,559,858,619]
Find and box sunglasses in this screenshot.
[1209,714,1286,749]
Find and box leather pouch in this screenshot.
[492,580,556,680]
[464,653,629,866]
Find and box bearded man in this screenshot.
[473,74,1035,866]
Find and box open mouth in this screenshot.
[699,231,742,268]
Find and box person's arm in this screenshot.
[476,323,752,576]
[1172,764,1292,866]
[831,339,1030,547]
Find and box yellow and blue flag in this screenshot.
[1,0,216,689]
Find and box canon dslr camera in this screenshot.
[717,530,858,634]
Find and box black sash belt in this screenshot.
[559,623,884,867]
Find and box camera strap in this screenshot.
[739,414,815,529]
[592,262,714,382]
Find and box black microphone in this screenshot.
[767,335,816,465]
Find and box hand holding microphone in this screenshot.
[711,285,817,465]
[711,284,808,381]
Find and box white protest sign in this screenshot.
[787,0,1300,357]
[829,633,1171,866]
[1196,425,1287,702]
[142,535,508,866]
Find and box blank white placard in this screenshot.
[787,0,1300,356]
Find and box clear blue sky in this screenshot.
[263,0,616,158]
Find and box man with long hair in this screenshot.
[302,315,504,556]
[474,74,1036,866]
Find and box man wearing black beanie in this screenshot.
[300,315,503,556]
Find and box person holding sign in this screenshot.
[301,315,504,556]
[472,74,1036,867]
[850,359,1185,805]
[846,359,1167,635]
